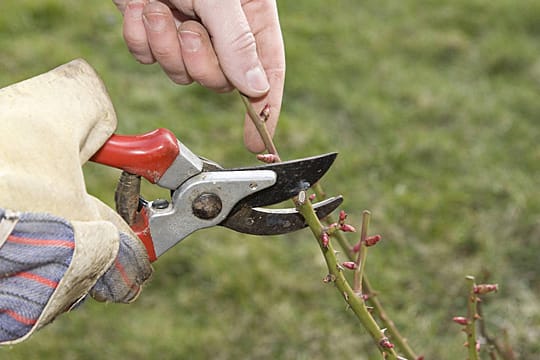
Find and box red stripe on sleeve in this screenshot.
[2,309,37,326]
[8,235,75,249]
[16,272,58,289]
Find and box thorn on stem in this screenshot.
[259,103,270,121]
[297,190,307,206]
[323,274,336,283]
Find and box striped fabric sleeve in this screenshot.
[0,209,75,343]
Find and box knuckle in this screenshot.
[169,72,193,85]
[151,45,176,58]
[228,29,257,55]
[213,84,234,93]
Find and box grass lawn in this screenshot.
[1,0,539,358]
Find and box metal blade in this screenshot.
[220,196,343,235]
[229,152,337,209]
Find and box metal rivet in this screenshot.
[152,199,170,210]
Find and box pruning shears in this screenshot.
[91,128,342,262]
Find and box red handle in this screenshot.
[131,207,158,262]
[91,128,180,184]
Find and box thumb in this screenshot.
[195,0,270,97]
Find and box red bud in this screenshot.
[308,193,316,202]
[452,316,469,325]
[256,153,278,164]
[321,232,330,248]
[339,210,347,223]
[474,284,499,294]
[327,223,339,233]
[340,224,357,232]
[342,261,357,270]
[365,234,382,247]
[379,338,394,349]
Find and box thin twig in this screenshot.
[312,184,418,360]
[466,276,480,360]
[295,194,400,359]
[240,93,281,161]
[353,211,371,294]
[242,96,401,359]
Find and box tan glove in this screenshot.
[0,59,152,344]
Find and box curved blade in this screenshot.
[221,196,343,235]
[229,152,337,209]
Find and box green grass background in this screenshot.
[1,0,539,358]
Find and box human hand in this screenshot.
[112,0,285,153]
[0,60,152,344]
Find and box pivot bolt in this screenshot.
[192,193,222,220]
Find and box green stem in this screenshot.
[466,276,480,360]
[353,211,371,293]
[244,100,405,359]
[313,184,418,360]
[295,195,400,359]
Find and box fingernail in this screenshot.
[246,66,270,93]
[127,0,145,19]
[179,30,202,52]
[143,13,167,32]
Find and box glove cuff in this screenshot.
[0,210,119,345]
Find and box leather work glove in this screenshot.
[0,59,153,344]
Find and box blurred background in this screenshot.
[1,0,539,358]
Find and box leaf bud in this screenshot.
[321,232,330,248]
[340,224,357,232]
[365,234,382,247]
[452,316,469,325]
[342,261,358,270]
[474,284,499,294]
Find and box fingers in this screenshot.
[123,0,154,64]
[120,0,286,152]
[122,1,231,89]
[194,0,270,97]
[243,66,284,153]
[178,21,232,92]
[241,1,286,152]
[192,0,285,152]
[142,2,192,84]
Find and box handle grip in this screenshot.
[131,207,158,262]
[91,128,180,184]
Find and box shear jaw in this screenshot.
[148,170,276,258]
